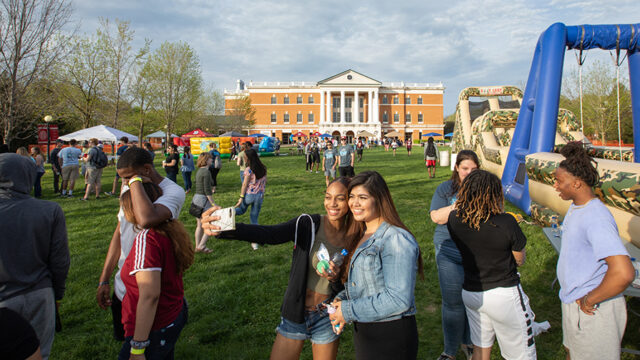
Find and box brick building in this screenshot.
[224,69,444,143]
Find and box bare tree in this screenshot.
[225,95,255,132]
[146,41,201,146]
[98,18,149,128]
[0,0,74,147]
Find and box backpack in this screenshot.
[426,143,436,157]
[92,147,108,169]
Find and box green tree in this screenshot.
[146,41,201,146]
[225,95,255,132]
[129,58,155,143]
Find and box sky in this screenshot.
[73,0,638,116]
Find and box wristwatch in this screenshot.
[130,339,151,349]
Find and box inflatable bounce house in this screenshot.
[453,23,640,254]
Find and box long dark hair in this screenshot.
[341,171,423,282]
[559,142,599,187]
[456,170,503,230]
[450,149,480,195]
[245,149,266,179]
[183,146,191,159]
[327,176,355,234]
[120,182,194,274]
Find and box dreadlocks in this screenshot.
[559,142,599,187]
[456,170,503,230]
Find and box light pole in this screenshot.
[44,115,53,162]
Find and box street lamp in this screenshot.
[44,115,53,162]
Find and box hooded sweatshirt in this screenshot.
[0,153,70,301]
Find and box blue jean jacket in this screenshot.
[338,222,419,323]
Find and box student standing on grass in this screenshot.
[208,142,222,193]
[180,146,195,193]
[202,177,354,360]
[322,141,338,187]
[311,138,321,173]
[107,137,129,196]
[235,148,267,251]
[96,147,185,342]
[447,170,538,360]
[406,138,413,156]
[356,139,364,162]
[50,140,64,194]
[58,139,82,197]
[118,182,193,360]
[162,144,180,183]
[0,153,70,360]
[429,149,478,360]
[337,137,355,177]
[82,138,104,201]
[424,137,439,179]
[30,146,46,198]
[237,141,251,183]
[328,171,422,360]
[553,142,634,360]
[191,153,215,254]
[143,142,155,162]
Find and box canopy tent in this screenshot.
[444,132,454,137]
[145,130,178,139]
[249,133,267,138]
[310,131,323,137]
[292,131,307,137]
[357,130,375,137]
[319,133,332,138]
[181,128,215,138]
[220,131,246,137]
[422,132,442,137]
[385,130,401,137]
[58,125,138,143]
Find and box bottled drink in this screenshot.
[331,249,349,267]
[325,304,341,334]
[550,215,560,237]
[631,257,640,289]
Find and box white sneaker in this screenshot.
[251,243,259,250]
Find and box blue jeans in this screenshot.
[435,240,471,356]
[276,308,339,344]
[165,171,177,183]
[34,171,44,197]
[235,192,263,224]
[118,300,188,360]
[181,171,192,191]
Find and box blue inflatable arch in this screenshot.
[503,23,640,213]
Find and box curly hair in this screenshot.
[559,142,599,187]
[456,170,503,230]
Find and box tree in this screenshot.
[129,58,154,142]
[98,18,149,128]
[0,0,74,147]
[225,95,255,132]
[146,41,201,146]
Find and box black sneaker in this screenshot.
[80,197,88,201]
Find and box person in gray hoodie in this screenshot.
[0,153,70,359]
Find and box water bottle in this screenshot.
[331,249,349,267]
[550,215,560,237]
[631,257,640,289]
[326,305,341,334]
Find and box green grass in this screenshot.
[42,147,639,359]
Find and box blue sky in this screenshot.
[74,0,638,115]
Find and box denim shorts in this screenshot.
[276,308,339,344]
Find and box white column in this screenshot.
[351,90,357,124]
[367,91,372,123]
[320,91,325,124]
[340,90,345,123]
[354,90,359,123]
[326,91,332,123]
[373,89,379,123]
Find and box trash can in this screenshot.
[450,152,457,171]
[440,150,450,167]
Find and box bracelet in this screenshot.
[582,294,599,309]
[128,177,142,186]
[97,281,109,287]
[130,347,145,355]
[239,194,244,198]
[130,339,150,351]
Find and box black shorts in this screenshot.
[111,293,125,341]
[339,166,355,177]
[312,152,320,162]
[353,316,418,360]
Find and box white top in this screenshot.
[114,178,186,300]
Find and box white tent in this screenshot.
[145,130,178,139]
[58,125,139,143]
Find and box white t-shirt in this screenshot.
[114,178,186,300]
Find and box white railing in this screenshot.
[248,81,317,88]
[382,82,444,88]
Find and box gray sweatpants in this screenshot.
[0,287,56,359]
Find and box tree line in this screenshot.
[0,0,256,150]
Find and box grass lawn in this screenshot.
[41,146,638,359]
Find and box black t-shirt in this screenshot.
[165,153,180,173]
[447,211,526,292]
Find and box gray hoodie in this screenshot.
[0,153,70,301]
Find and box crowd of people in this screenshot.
[0,139,636,360]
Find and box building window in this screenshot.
[333,97,340,109]
[359,98,364,108]
[333,111,339,122]
[345,98,352,109]
[308,95,314,104]
[284,113,289,123]
[393,96,399,104]
[345,112,352,123]
[308,113,314,123]
[405,113,411,123]
[394,113,399,123]
[271,113,276,123]
[271,95,276,104]
[383,112,388,123]
[297,95,302,104]
[418,97,423,104]
[405,96,411,104]
[297,113,302,123]
[383,95,388,104]
[359,112,364,123]
[284,96,290,104]
[418,113,423,123]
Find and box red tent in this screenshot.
[175,128,216,146]
[310,131,322,137]
[292,131,307,137]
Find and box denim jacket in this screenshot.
[338,221,419,323]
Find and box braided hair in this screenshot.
[558,142,599,187]
[456,169,503,230]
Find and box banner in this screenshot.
[37,124,59,144]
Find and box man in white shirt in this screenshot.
[96,147,185,340]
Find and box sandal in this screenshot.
[201,248,213,254]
